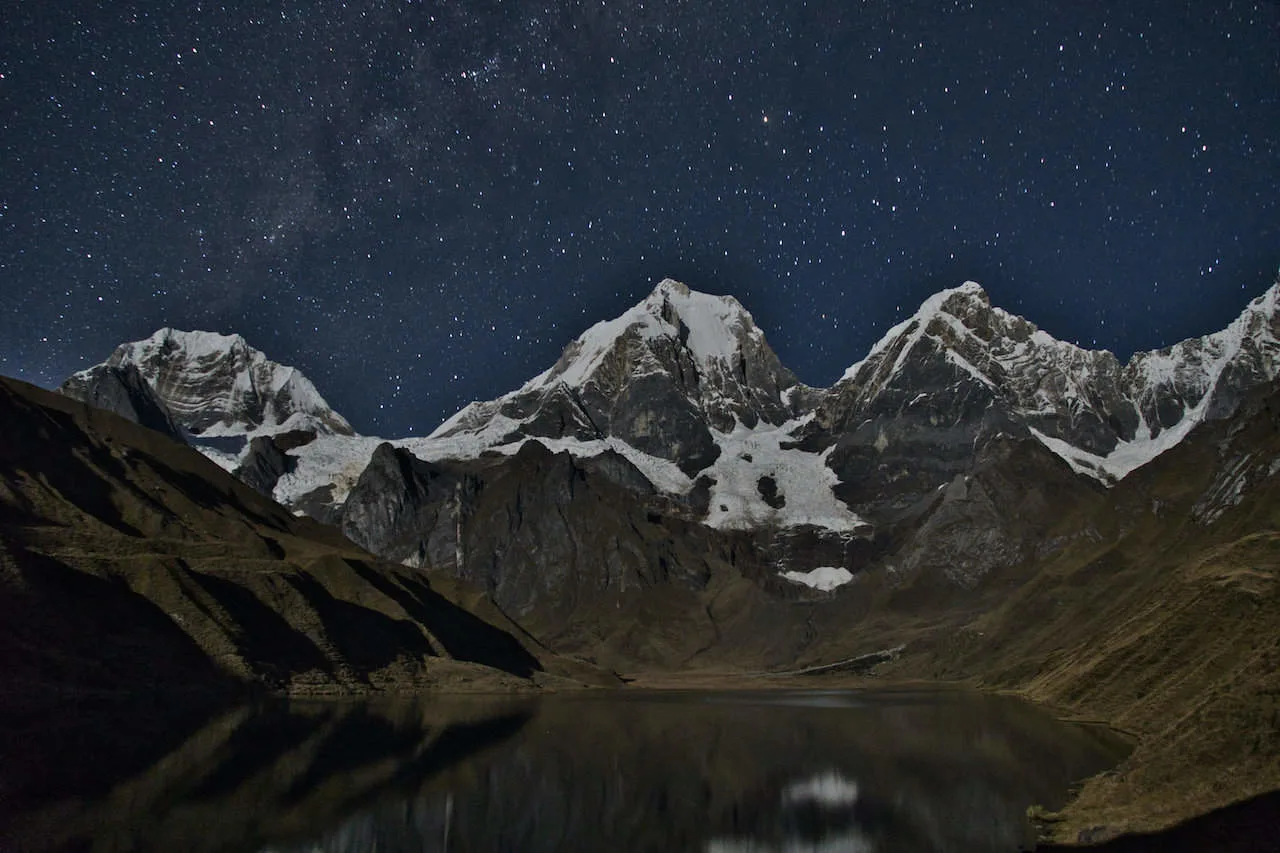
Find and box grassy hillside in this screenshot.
[0,377,608,698]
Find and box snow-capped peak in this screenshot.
[838,281,1047,384]
[104,327,355,439]
[643,277,763,367]
[523,278,765,392]
[145,327,248,358]
[843,282,964,381]
[826,276,1280,484]
[1096,277,1280,478]
[430,278,801,467]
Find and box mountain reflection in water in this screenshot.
[3,688,1127,853]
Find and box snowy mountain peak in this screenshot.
[644,278,763,364]
[927,279,988,309]
[894,280,990,322]
[102,327,355,439]
[112,328,258,372]
[519,278,764,394]
[1226,278,1280,337]
[823,276,1280,488]
[1251,277,1280,311]
[431,279,802,471]
[840,280,1016,385]
[151,326,247,354]
[643,277,754,335]
[651,277,692,298]
[1110,277,1280,472]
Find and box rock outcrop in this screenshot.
[339,443,476,570]
[56,361,186,443]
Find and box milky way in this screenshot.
[2,1,1277,434]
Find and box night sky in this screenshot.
[2,2,1277,436]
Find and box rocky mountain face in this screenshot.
[338,441,750,664]
[812,281,1280,515]
[56,361,186,443]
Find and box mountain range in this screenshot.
[67,278,1280,495]
[13,275,1280,845]
[57,278,1280,602]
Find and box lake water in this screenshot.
[2,687,1127,852]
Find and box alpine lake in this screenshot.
[2,686,1129,853]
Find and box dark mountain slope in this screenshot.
[335,417,1111,674]
[339,440,793,669]
[0,377,605,698]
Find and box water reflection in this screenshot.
[3,696,533,853]
[2,689,1127,853]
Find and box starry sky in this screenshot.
[2,1,1278,435]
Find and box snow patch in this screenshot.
[274,434,385,507]
[279,405,864,534]
[780,566,854,591]
[276,419,696,513]
[703,420,867,532]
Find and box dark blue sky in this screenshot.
[2,1,1277,435]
